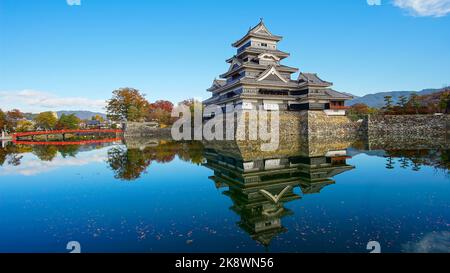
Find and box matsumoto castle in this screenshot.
[204,19,353,116]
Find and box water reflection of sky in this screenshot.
[0,145,448,253]
[0,147,109,176]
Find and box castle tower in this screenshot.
[204,19,353,116]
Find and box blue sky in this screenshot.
[0,0,449,113]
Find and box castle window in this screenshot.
[261,43,268,47]
[231,72,242,81]
[290,90,309,96]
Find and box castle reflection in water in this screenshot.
[202,140,355,246]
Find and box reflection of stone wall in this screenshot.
[367,115,450,150]
[123,137,163,150]
[124,122,171,138]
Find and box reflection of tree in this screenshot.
[32,145,58,161]
[0,144,33,166]
[1,143,120,167]
[58,145,80,158]
[385,157,395,169]
[411,161,421,172]
[399,157,410,169]
[107,141,205,181]
[178,142,204,165]
[7,154,23,166]
[385,149,449,173]
[0,148,6,166]
[107,146,151,181]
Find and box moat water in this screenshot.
[0,139,449,253]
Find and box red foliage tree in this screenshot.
[149,100,173,112]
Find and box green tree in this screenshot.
[106,88,149,122]
[439,90,450,114]
[398,95,408,107]
[383,96,393,110]
[34,112,58,130]
[56,114,80,130]
[409,93,420,114]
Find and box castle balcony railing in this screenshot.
[329,105,350,110]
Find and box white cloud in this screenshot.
[0,89,106,113]
[393,0,450,17]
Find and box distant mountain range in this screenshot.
[347,87,448,108]
[56,111,107,120]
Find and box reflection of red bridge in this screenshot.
[13,138,123,146]
[12,129,123,145]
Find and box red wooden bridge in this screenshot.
[12,129,123,145]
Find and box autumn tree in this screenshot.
[15,120,35,132]
[91,114,104,122]
[6,109,24,121]
[56,114,80,130]
[148,100,174,125]
[34,112,58,130]
[0,109,6,132]
[347,103,377,120]
[106,88,150,122]
[179,98,202,110]
[4,109,24,131]
[151,100,174,112]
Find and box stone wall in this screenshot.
[367,114,450,149]
[306,111,365,140]
[368,114,449,137]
